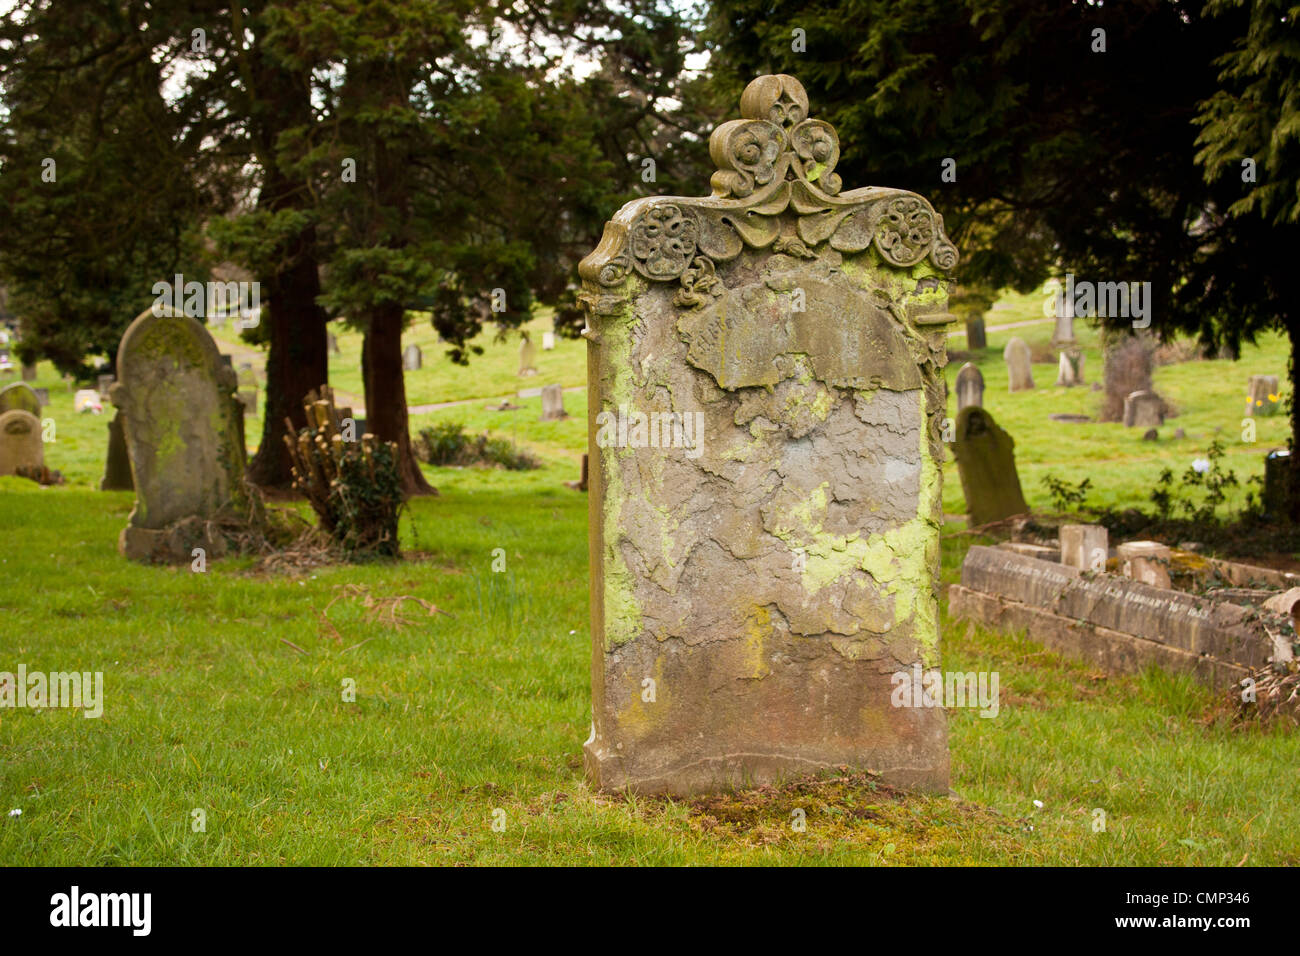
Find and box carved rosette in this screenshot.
[578,73,958,313]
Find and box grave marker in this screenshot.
[954,362,984,411]
[0,409,43,476]
[1003,337,1034,391]
[952,406,1028,526]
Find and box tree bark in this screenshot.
[1287,318,1300,523]
[363,300,435,497]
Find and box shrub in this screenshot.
[415,422,540,471]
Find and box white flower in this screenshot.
[1192,458,1211,474]
[1032,799,1044,809]
[7,808,21,817]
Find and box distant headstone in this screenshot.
[0,382,41,416]
[1123,389,1164,428]
[32,388,48,406]
[21,363,36,382]
[236,388,258,416]
[542,331,556,351]
[1051,293,1075,347]
[953,406,1029,526]
[1003,337,1034,391]
[964,316,987,350]
[328,333,340,354]
[1246,374,1281,417]
[955,362,984,410]
[100,411,134,491]
[518,335,537,377]
[1174,427,1185,439]
[1101,334,1156,422]
[540,384,567,421]
[402,344,422,371]
[74,389,101,413]
[0,409,43,476]
[97,373,116,400]
[111,308,246,563]
[1054,348,1084,387]
[1060,524,1108,571]
[576,73,958,795]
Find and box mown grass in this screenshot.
[3,292,1298,865]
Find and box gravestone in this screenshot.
[110,307,246,562]
[964,316,987,350]
[952,406,1028,526]
[0,382,40,416]
[1060,523,1108,571]
[1123,389,1164,428]
[100,410,134,491]
[540,384,567,421]
[1054,348,1084,387]
[0,410,43,476]
[577,73,958,795]
[1101,333,1156,422]
[1246,374,1281,417]
[542,331,556,350]
[328,333,340,354]
[97,374,115,400]
[1003,337,1034,391]
[33,388,48,406]
[518,335,537,377]
[955,362,984,410]
[402,344,422,371]
[74,389,101,412]
[1051,292,1075,347]
[1117,540,1172,589]
[21,363,36,381]
[1264,449,1293,518]
[236,388,257,416]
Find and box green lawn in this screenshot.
[4,294,1298,865]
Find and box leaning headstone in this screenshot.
[111,308,246,563]
[1003,337,1034,391]
[1054,348,1084,387]
[1123,389,1164,428]
[1246,374,1281,417]
[577,73,958,795]
[952,406,1029,526]
[1060,523,1108,572]
[518,335,537,377]
[0,381,41,416]
[100,411,133,491]
[0,409,43,476]
[542,331,556,351]
[21,363,36,382]
[1101,333,1156,422]
[965,316,987,350]
[402,344,422,371]
[954,362,984,410]
[539,384,567,421]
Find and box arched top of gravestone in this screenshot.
[1003,337,1030,358]
[578,73,957,311]
[0,381,40,415]
[956,362,983,385]
[0,407,39,434]
[956,404,1005,442]
[112,306,236,412]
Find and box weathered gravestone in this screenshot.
[518,335,537,377]
[97,374,115,400]
[1101,333,1158,422]
[402,344,422,371]
[1123,389,1164,428]
[1060,523,1108,571]
[21,363,36,382]
[1003,337,1034,391]
[540,384,567,421]
[965,316,987,350]
[954,362,984,411]
[577,73,958,795]
[1055,348,1084,387]
[542,331,556,351]
[100,410,133,491]
[1246,374,1281,417]
[0,382,40,416]
[952,406,1028,526]
[328,333,340,354]
[110,308,246,562]
[0,409,43,476]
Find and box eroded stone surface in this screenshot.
[952,406,1027,527]
[578,74,955,795]
[0,409,43,476]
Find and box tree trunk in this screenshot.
[363,300,435,497]
[1288,319,1300,523]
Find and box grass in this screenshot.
[3,292,1297,865]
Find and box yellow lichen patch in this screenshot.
[743,606,773,680]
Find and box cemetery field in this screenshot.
[2,472,1298,865]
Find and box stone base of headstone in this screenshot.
[1060,523,1108,571]
[1117,540,1172,589]
[101,411,134,491]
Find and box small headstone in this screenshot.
[1060,524,1108,572]
[1123,389,1164,428]
[0,382,41,415]
[540,384,567,421]
[402,344,422,371]
[542,331,556,351]
[74,389,102,413]
[1101,333,1156,422]
[1245,374,1281,417]
[100,411,134,491]
[518,335,537,377]
[97,373,116,400]
[21,363,36,382]
[1054,348,1084,387]
[328,333,340,354]
[1117,540,1172,589]
[965,316,987,350]
[236,389,257,416]
[1003,337,1034,391]
[111,308,246,562]
[0,409,43,476]
[1142,427,1158,441]
[952,406,1029,526]
[954,362,984,410]
[1174,427,1185,439]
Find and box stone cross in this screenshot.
[110,308,246,562]
[577,73,958,795]
[1003,337,1034,391]
[951,407,1028,526]
[955,362,984,410]
[0,409,43,476]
